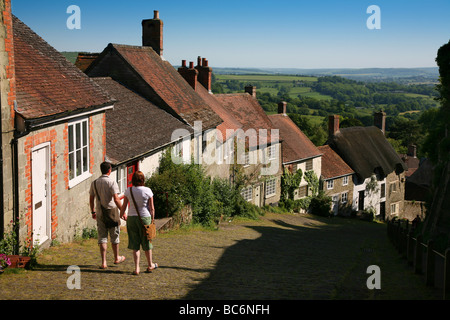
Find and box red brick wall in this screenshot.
[23,130,58,240]
[2,0,15,127]
[63,123,69,189]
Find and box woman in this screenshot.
[120,171,158,275]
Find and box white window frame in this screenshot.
[241,186,253,202]
[390,182,398,193]
[342,176,348,186]
[268,145,277,160]
[341,192,348,204]
[327,179,334,190]
[68,118,91,188]
[117,165,127,194]
[305,159,313,171]
[265,178,277,197]
[391,202,399,215]
[243,152,250,167]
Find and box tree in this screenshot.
[420,40,450,242]
[280,168,303,201]
[340,118,363,128]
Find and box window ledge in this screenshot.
[69,172,93,189]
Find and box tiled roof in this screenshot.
[318,145,353,180]
[269,114,322,164]
[328,126,407,180]
[400,154,420,177]
[108,44,223,130]
[92,77,193,165]
[194,82,242,140]
[75,53,100,72]
[216,93,279,148]
[12,16,113,120]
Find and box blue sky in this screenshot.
[11,0,450,69]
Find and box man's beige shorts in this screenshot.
[96,208,120,244]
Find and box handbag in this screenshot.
[130,187,156,242]
[94,180,120,228]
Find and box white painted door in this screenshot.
[254,185,261,207]
[32,144,50,245]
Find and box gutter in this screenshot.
[23,103,114,131]
[111,133,192,169]
[282,154,323,166]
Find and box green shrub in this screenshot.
[309,192,332,217]
[146,150,263,227]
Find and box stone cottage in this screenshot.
[268,102,322,202]
[317,145,354,216]
[326,114,406,220]
[216,89,283,207]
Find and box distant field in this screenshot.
[61,51,79,64]
[299,91,333,100]
[399,110,421,115]
[215,73,334,100]
[215,74,318,82]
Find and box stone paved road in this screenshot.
[0,212,442,300]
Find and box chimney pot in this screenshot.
[178,63,198,90]
[196,56,212,92]
[181,60,187,68]
[142,11,164,56]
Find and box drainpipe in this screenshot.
[10,105,31,253]
[10,135,19,253]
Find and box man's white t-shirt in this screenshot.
[124,186,154,218]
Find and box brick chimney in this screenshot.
[178,60,198,90]
[245,85,257,98]
[328,115,340,137]
[278,101,287,115]
[195,57,212,93]
[374,110,386,135]
[142,10,163,56]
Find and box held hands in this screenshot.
[121,213,128,221]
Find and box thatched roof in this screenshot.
[328,126,406,180]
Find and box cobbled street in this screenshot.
[0,212,441,300]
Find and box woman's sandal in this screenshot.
[146,263,158,273]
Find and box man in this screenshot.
[89,162,126,269]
